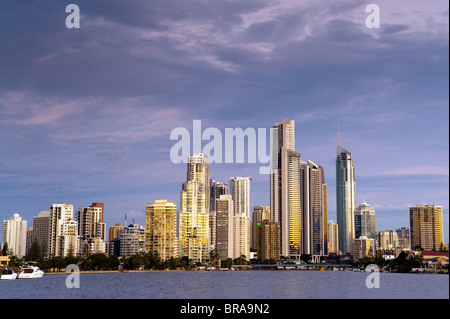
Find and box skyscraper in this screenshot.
[108,223,123,242]
[230,176,251,260]
[327,221,339,254]
[270,119,302,259]
[354,202,376,239]
[2,213,27,258]
[118,223,145,258]
[145,200,178,260]
[251,206,270,250]
[396,227,410,250]
[376,230,398,250]
[32,211,51,257]
[353,236,376,260]
[409,204,443,251]
[300,160,328,256]
[210,180,229,212]
[179,153,210,262]
[336,137,356,254]
[210,180,229,251]
[215,194,234,260]
[78,203,106,255]
[187,153,210,213]
[233,213,251,259]
[230,177,251,218]
[258,220,281,261]
[48,204,79,257]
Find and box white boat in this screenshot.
[0,268,18,280]
[18,264,44,279]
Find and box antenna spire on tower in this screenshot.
[337,120,340,155]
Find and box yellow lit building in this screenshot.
[258,220,280,261]
[109,223,123,242]
[409,204,443,251]
[145,200,178,260]
[353,236,375,260]
[251,206,270,251]
[179,181,209,263]
[179,154,210,263]
[270,119,302,259]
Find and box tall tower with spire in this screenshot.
[336,122,356,254]
[270,119,302,258]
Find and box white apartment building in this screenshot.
[2,213,27,258]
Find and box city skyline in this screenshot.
[0,1,448,243]
[0,119,448,243]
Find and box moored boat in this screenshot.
[18,263,44,279]
[0,268,18,280]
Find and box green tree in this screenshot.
[2,242,10,256]
[209,249,220,268]
[25,240,45,262]
[49,256,67,271]
[108,254,120,270]
[391,251,419,273]
[179,256,192,269]
[221,258,233,269]
[233,254,247,265]
[81,253,111,270]
[128,254,145,270]
[143,252,162,269]
[438,243,448,253]
[64,250,80,267]
[166,257,179,270]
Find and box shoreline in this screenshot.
[42,269,449,275]
[43,269,185,275]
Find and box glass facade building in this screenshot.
[336,146,356,254]
[354,202,376,239]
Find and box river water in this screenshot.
[1,270,448,299]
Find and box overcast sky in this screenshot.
[1,0,448,242]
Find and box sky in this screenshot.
[1,0,448,243]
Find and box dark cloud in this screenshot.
[0,0,448,240]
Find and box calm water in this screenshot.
[0,271,448,299]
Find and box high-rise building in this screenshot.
[230,177,251,218]
[145,200,178,260]
[355,202,376,239]
[216,194,234,260]
[187,153,210,213]
[2,214,27,258]
[109,223,123,242]
[353,236,376,260]
[396,227,410,250]
[251,206,270,250]
[118,223,145,258]
[25,227,33,256]
[91,202,104,222]
[210,180,229,251]
[48,204,79,257]
[300,160,328,256]
[409,204,443,251]
[336,137,356,254]
[327,221,339,254]
[270,119,302,258]
[210,180,229,212]
[230,176,251,260]
[77,203,106,255]
[233,214,251,259]
[258,220,281,261]
[376,230,399,250]
[32,210,51,257]
[179,153,210,262]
